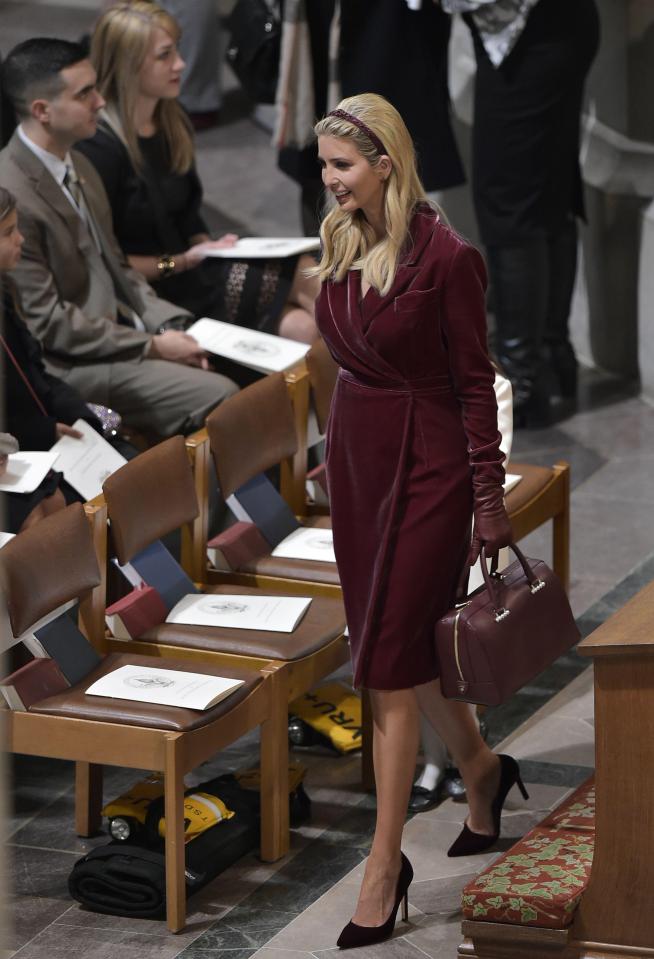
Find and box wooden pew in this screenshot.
[458,578,654,958]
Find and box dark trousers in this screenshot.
[469,0,600,415]
[487,217,579,408]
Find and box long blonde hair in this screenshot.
[90,1,194,174]
[313,94,435,296]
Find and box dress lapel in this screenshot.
[362,207,436,326]
[324,207,439,381]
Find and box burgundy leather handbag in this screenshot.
[435,544,580,706]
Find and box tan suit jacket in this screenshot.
[0,132,188,389]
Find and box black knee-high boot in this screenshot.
[486,239,550,428]
[544,216,579,398]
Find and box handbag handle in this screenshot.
[453,545,503,603]
[479,543,543,615]
[454,542,540,607]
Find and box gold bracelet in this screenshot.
[157,254,176,278]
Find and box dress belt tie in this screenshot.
[339,369,452,395]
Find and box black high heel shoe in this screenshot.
[336,852,413,950]
[447,755,529,858]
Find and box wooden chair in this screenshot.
[96,436,368,799]
[187,372,340,598]
[0,503,287,933]
[504,460,570,593]
[300,340,572,592]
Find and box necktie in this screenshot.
[63,164,85,211]
[63,163,143,321]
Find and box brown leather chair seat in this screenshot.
[140,585,346,660]
[505,462,556,514]
[29,653,262,732]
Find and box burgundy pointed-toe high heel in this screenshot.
[447,754,529,858]
[336,852,413,950]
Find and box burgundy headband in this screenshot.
[326,109,387,156]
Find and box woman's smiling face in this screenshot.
[318,135,387,220]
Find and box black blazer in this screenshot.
[340,0,464,192]
[1,281,98,450]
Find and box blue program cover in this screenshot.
[34,610,102,686]
[127,541,199,612]
[227,473,299,548]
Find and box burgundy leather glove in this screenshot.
[468,482,513,567]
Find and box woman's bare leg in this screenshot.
[351,687,420,927]
[415,678,500,835]
[277,254,321,343]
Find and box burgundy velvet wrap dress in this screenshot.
[315,206,504,690]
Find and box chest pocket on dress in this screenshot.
[394,285,440,315]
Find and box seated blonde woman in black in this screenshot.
[78,1,319,343]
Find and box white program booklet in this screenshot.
[272,526,336,564]
[86,664,244,710]
[166,593,312,633]
[187,318,309,373]
[50,419,127,500]
[504,473,522,495]
[0,451,59,494]
[200,237,319,259]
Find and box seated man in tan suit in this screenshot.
[0,38,237,437]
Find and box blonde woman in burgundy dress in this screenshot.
[313,94,525,949]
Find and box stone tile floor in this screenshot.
[3,2,654,955]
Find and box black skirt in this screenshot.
[468,0,600,245]
[152,255,298,333]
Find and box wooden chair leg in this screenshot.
[164,734,186,933]
[361,689,375,792]
[74,761,103,837]
[552,463,571,595]
[259,665,290,862]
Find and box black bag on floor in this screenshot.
[68,778,259,919]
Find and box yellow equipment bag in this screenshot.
[102,774,234,844]
[157,791,233,840]
[102,774,165,828]
[289,682,362,753]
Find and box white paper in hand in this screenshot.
[50,419,127,500]
[187,318,309,373]
[0,451,59,494]
[201,237,319,259]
